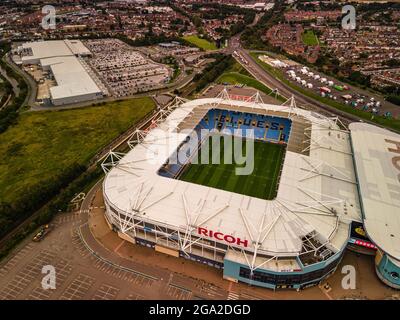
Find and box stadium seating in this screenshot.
[158,129,203,178]
[198,109,292,143]
[158,109,292,179]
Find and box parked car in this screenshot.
[32,225,52,242]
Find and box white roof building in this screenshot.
[350,122,400,260]
[41,56,102,104]
[20,40,91,64]
[21,40,73,64]
[64,39,92,56]
[17,40,102,105]
[103,97,362,267]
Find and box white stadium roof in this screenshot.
[103,98,362,261]
[350,122,400,260]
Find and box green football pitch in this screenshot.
[179,135,286,200]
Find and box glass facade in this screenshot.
[237,252,343,289]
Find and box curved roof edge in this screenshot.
[349,122,400,260]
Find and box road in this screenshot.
[0,58,20,110]
[229,35,344,118]
[3,53,37,108]
[0,66,19,97]
[227,31,341,113]
[227,34,400,133]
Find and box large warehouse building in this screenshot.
[101,95,400,290]
[14,40,103,106]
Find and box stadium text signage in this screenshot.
[385,139,400,183]
[197,227,249,248]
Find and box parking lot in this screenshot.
[92,284,120,300]
[258,54,399,119]
[0,211,167,300]
[92,259,157,288]
[286,65,394,116]
[28,258,73,300]
[0,249,56,300]
[0,186,397,300]
[59,273,96,300]
[166,284,192,300]
[0,243,34,277]
[84,39,171,97]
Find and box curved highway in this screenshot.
[226,33,400,132]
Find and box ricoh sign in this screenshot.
[197,227,249,248]
[385,139,400,183]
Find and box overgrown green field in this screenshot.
[179,135,285,200]
[183,35,218,51]
[0,98,155,203]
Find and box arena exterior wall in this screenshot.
[102,94,362,290]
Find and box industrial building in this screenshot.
[17,40,92,65]
[14,40,103,106]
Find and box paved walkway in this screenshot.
[80,186,232,299]
[79,223,164,282]
[79,185,329,300]
[79,181,400,300]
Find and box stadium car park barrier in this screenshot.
[76,223,158,281]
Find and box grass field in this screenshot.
[179,134,285,200]
[0,97,155,203]
[183,35,218,51]
[302,30,319,46]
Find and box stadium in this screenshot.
[101,90,400,290]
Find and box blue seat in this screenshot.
[195,109,292,143]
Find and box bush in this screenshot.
[386,95,400,106]
[0,51,28,134]
[0,163,86,238]
[194,54,235,93]
[0,166,103,261]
